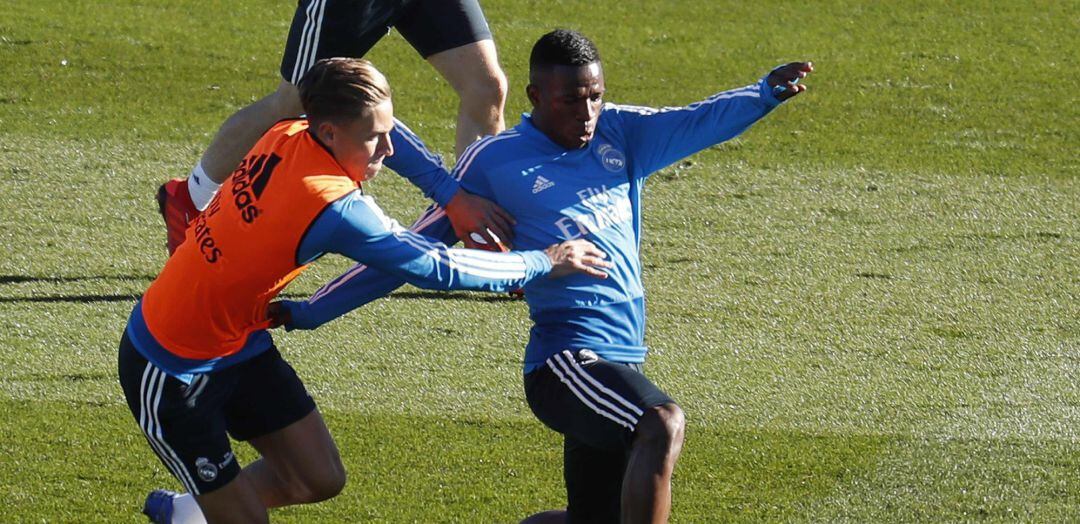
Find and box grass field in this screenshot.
[1,0,1077,521]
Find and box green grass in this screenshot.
[1,0,1078,521]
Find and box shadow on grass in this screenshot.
[0,293,141,304]
[0,292,319,304]
[0,274,148,303]
[0,274,155,285]
[0,275,522,304]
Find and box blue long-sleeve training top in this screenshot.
[281,76,785,371]
[387,118,460,207]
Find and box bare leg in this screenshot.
[622,404,686,524]
[191,472,268,524]
[242,410,347,508]
[193,410,345,520]
[197,80,304,184]
[425,39,507,157]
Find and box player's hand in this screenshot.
[266,301,291,329]
[545,239,612,279]
[767,61,814,101]
[445,189,515,249]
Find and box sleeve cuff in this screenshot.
[757,77,784,109]
[519,249,553,277]
[432,178,462,208]
[279,300,306,331]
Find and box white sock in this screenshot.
[171,493,207,524]
[187,163,221,211]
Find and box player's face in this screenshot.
[528,62,605,149]
[321,100,395,182]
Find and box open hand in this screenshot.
[545,239,612,279]
[445,189,515,249]
[767,61,814,101]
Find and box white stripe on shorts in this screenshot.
[303,0,328,80]
[139,366,187,490]
[291,0,327,84]
[547,351,639,430]
[561,350,644,418]
[140,364,201,494]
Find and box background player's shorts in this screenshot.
[117,333,315,495]
[280,0,493,84]
[524,349,676,523]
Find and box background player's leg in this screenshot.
[241,409,347,508]
[158,80,303,253]
[425,39,507,157]
[621,403,685,524]
[197,80,304,186]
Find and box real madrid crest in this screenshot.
[596,143,626,173]
[196,457,219,482]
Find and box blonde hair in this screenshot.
[299,58,391,124]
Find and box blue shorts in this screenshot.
[117,332,315,495]
[524,349,676,523]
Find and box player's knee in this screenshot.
[308,461,347,502]
[301,470,346,503]
[459,67,507,114]
[637,403,685,452]
[287,458,346,503]
[266,81,304,119]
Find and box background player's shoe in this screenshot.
[156,179,197,255]
[142,489,176,523]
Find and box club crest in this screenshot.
[597,143,626,172]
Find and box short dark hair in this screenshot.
[529,29,601,76]
[298,58,391,125]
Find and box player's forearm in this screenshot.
[674,80,779,151]
[387,120,460,206]
[313,222,548,318]
[287,203,462,330]
[623,78,783,176]
[284,244,549,331]
[279,271,405,331]
[379,238,551,293]
[697,79,783,143]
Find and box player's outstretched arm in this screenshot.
[328,218,609,294]
[272,203,459,331]
[266,236,608,330]
[613,61,814,178]
[268,193,608,330]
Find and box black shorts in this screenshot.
[280,0,493,84]
[117,332,316,495]
[524,349,676,524]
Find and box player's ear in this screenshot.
[316,120,336,146]
[526,84,541,107]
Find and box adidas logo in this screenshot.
[532,175,555,194]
